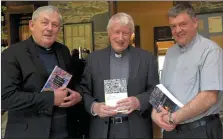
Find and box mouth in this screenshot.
[116,41,125,46]
[44,35,53,38]
[176,34,186,39]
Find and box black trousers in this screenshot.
[163,116,222,139]
[108,121,130,139]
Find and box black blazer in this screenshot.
[1,37,78,139]
[80,46,159,138]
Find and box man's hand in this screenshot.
[54,86,68,106]
[151,106,176,131]
[92,102,117,118]
[116,96,140,114]
[163,111,178,128]
[59,88,82,107]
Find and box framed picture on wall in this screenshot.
[153,26,174,56]
[63,22,94,53]
[173,1,223,14]
[197,12,223,49]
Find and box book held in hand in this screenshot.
[104,78,128,112]
[41,66,72,92]
[149,84,184,113]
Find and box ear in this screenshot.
[192,17,198,29]
[107,31,111,43]
[29,20,34,32]
[130,32,133,38]
[107,35,111,44]
[58,26,62,32]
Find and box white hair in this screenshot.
[107,12,135,33]
[32,5,62,25]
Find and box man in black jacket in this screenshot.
[2,5,82,139]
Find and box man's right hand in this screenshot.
[92,102,117,118]
[151,106,176,131]
[54,86,68,106]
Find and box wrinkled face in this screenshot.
[29,11,60,48]
[108,22,132,54]
[169,12,198,46]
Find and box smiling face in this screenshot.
[169,12,198,46]
[29,11,61,48]
[108,21,132,54]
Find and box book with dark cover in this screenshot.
[41,66,72,92]
[149,84,184,113]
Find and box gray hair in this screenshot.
[107,12,135,33]
[168,3,196,18]
[32,5,62,25]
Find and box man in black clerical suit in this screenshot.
[80,12,159,139]
[2,5,82,139]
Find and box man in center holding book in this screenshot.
[80,12,159,138]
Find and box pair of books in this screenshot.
[41,66,72,92]
[103,79,183,113]
[149,84,184,113]
[43,67,127,113]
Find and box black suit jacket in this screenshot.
[1,37,79,139]
[80,46,159,138]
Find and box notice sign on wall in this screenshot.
[208,16,223,33]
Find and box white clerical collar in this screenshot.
[115,53,122,58]
[46,48,52,51]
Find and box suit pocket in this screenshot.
[5,123,28,138]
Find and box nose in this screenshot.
[46,23,53,31]
[118,32,124,40]
[175,25,182,33]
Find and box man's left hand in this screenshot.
[59,88,82,107]
[163,111,178,125]
[116,96,140,114]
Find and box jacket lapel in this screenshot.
[25,37,48,78]
[128,46,140,93]
[54,47,66,70]
[99,47,111,80]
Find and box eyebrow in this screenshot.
[170,20,187,25]
[41,17,59,24]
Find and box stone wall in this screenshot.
[49,1,109,51]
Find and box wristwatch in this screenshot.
[168,112,176,124]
